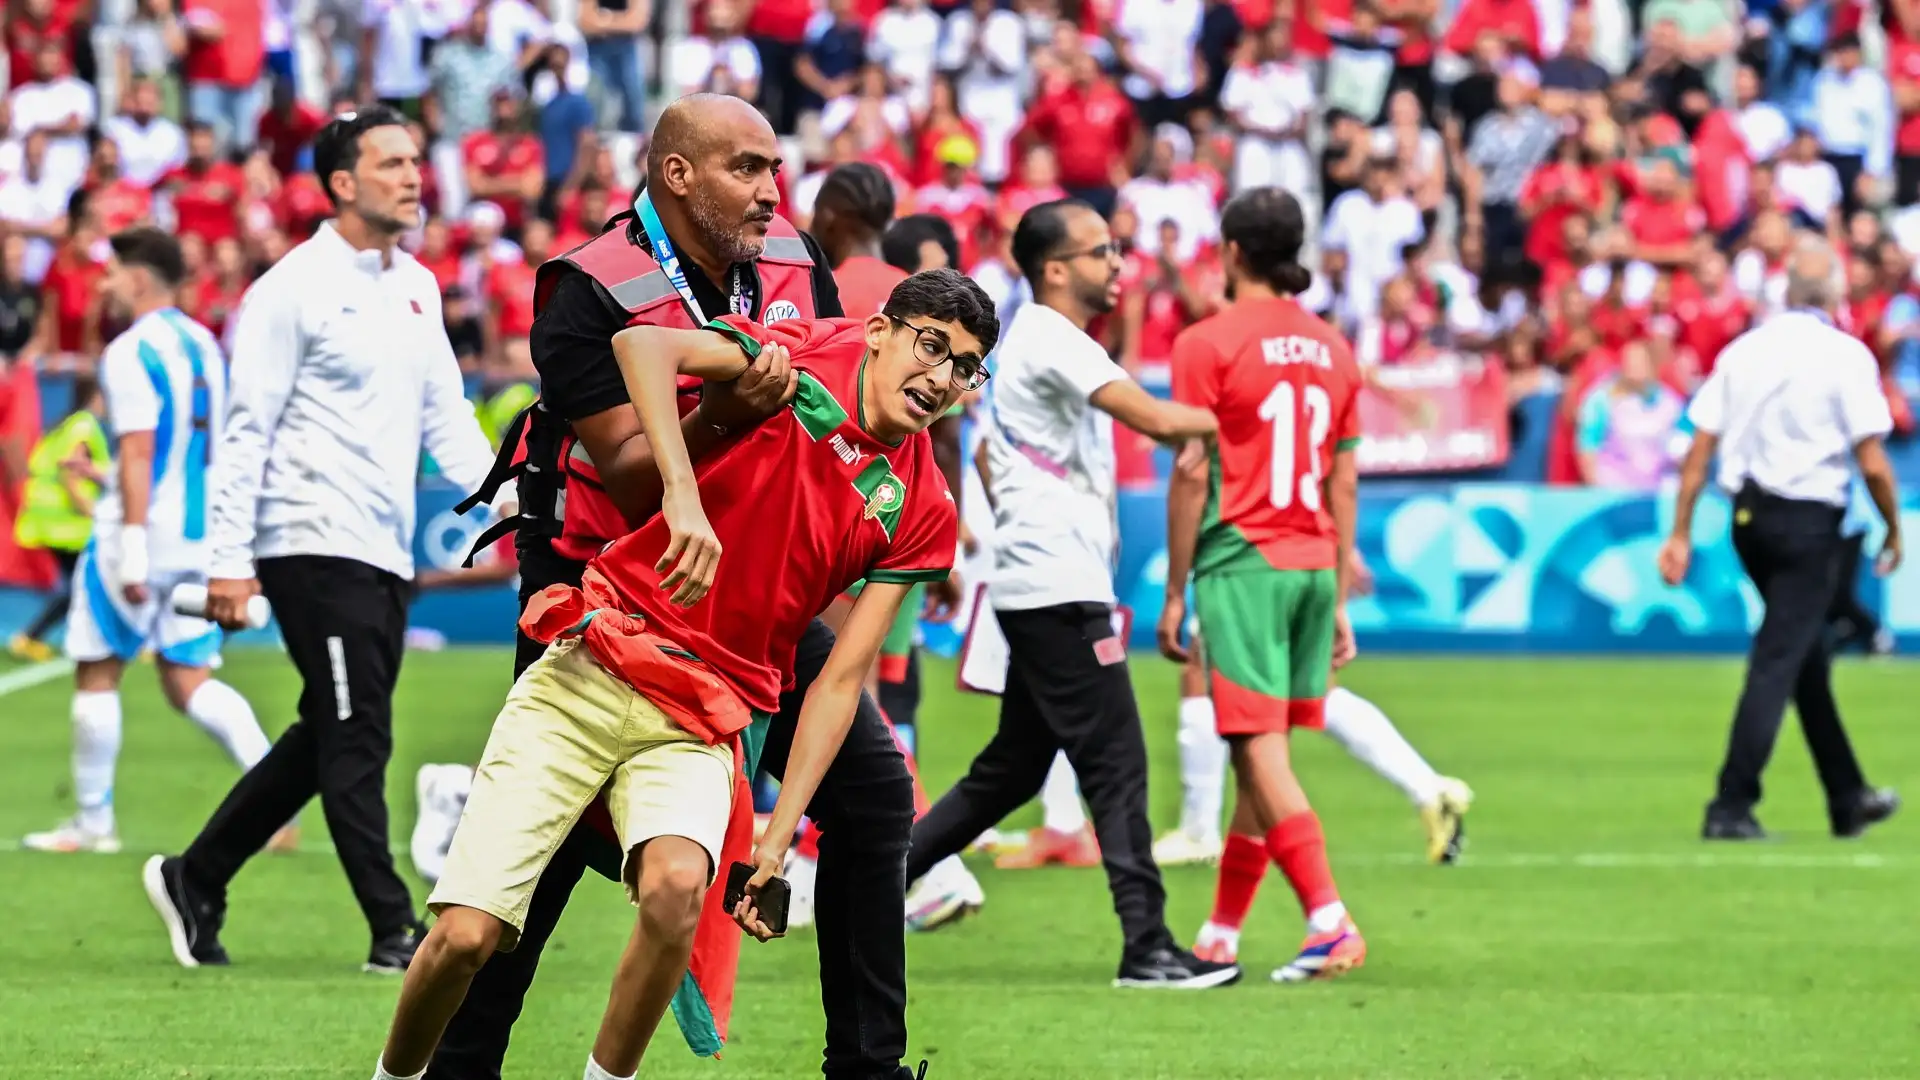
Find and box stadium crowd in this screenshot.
[3,0,1920,499]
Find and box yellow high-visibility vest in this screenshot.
[14,410,108,553]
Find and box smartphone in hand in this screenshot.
[724,861,791,936]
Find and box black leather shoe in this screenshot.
[366,920,426,974]
[1702,812,1768,841]
[1831,787,1900,838]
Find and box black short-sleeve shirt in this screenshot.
[530,220,845,423]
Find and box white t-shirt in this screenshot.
[1687,311,1890,505]
[1737,102,1791,164]
[868,6,943,112]
[982,303,1127,611]
[819,94,912,138]
[0,170,74,284]
[97,307,230,572]
[363,0,434,99]
[672,36,762,100]
[102,115,188,188]
[1117,175,1219,261]
[1219,60,1313,141]
[1320,190,1425,321]
[8,77,96,193]
[1114,0,1203,99]
[1775,159,1843,222]
[1579,259,1657,307]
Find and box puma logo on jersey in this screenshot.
[1261,336,1333,369]
[829,433,864,466]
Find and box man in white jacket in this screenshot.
[142,107,498,975]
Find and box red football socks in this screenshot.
[1208,832,1269,930]
[1266,811,1341,915]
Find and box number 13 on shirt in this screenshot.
[1259,381,1331,511]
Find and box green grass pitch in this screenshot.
[2,649,1918,1078]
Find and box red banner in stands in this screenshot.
[1354,351,1510,475]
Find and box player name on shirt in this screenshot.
[1262,335,1335,369]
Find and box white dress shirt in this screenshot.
[1810,64,1894,178]
[207,223,497,581]
[1686,310,1892,506]
[982,303,1127,611]
[102,114,188,188]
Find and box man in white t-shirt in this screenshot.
[1112,0,1205,128]
[8,39,97,197]
[1320,156,1425,323]
[670,0,762,102]
[1116,128,1219,264]
[0,131,74,285]
[102,80,188,189]
[869,0,942,114]
[905,197,1237,990]
[1660,239,1902,842]
[938,0,1028,183]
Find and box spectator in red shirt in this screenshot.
[1672,247,1749,377]
[1620,155,1705,269]
[180,0,265,153]
[994,143,1069,242]
[745,0,814,132]
[1015,42,1137,217]
[273,169,332,241]
[1893,41,1920,205]
[5,0,74,93]
[415,217,463,296]
[461,90,544,237]
[256,77,326,178]
[180,235,250,340]
[85,140,155,235]
[1443,0,1542,60]
[160,120,245,245]
[485,218,550,376]
[1519,132,1604,269]
[25,207,106,365]
[555,183,614,251]
[913,135,993,270]
[910,75,982,188]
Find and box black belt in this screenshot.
[1734,481,1845,530]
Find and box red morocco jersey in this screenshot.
[1171,296,1363,575]
[589,315,958,713]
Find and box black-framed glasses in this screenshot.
[1049,242,1117,264]
[890,315,991,391]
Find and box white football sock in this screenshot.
[372,1060,425,1080]
[1307,901,1349,935]
[1039,751,1087,834]
[584,1056,634,1080]
[71,690,122,835]
[1322,688,1442,806]
[1176,696,1226,838]
[184,679,270,769]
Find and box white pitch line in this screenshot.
[0,657,74,697]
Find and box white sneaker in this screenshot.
[410,764,472,884]
[783,850,818,930]
[906,855,982,932]
[23,816,121,854]
[1152,828,1223,867]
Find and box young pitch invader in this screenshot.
[1157,188,1367,983]
[23,228,274,857]
[371,269,991,1080]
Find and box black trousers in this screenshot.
[908,602,1172,959]
[1824,152,1865,220]
[181,555,416,938]
[428,547,914,1080]
[1826,532,1882,648]
[1712,486,1869,816]
[22,548,81,641]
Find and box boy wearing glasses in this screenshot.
[904,199,1233,989]
[372,269,996,1080]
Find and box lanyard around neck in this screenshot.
[633,190,745,325]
